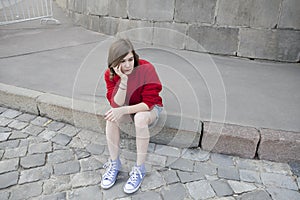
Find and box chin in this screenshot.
[124,70,133,75]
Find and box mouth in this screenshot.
[123,69,132,74]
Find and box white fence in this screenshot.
[0,0,59,25]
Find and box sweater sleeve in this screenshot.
[140,62,163,110]
[104,69,120,108]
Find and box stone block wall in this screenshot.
[55,0,300,62]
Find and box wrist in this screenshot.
[121,76,128,82]
[123,106,130,114]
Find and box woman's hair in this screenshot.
[107,38,139,80]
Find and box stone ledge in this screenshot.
[0,83,42,115]
[0,83,201,148]
[37,93,109,133]
[1,82,299,162]
[201,122,260,159]
[258,128,300,162]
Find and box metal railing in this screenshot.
[0,0,60,25]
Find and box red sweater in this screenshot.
[104,59,163,109]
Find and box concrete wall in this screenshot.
[55,0,300,62]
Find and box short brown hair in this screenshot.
[107,38,139,80]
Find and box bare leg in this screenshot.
[134,110,157,165]
[105,120,120,161]
[105,114,133,161]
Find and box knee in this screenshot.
[134,112,149,128]
[106,120,118,129]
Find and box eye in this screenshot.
[121,60,125,63]
[128,58,134,62]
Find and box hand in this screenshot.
[113,65,128,81]
[105,106,128,122]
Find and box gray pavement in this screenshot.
[0,106,300,200]
[0,3,300,199]
[0,3,300,133]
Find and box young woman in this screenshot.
[101,38,163,194]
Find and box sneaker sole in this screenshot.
[100,171,119,189]
[123,181,142,194]
[101,179,117,189]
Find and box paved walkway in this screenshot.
[0,2,300,132]
[0,106,300,199]
[0,3,300,199]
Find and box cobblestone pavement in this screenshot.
[0,106,299,200]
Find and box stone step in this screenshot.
[1,82,299,162]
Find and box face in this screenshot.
[119,52,134,75]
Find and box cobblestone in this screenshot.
[160,169,180,184]
[74,148,91,159]
[69,185,102,200]
[210,180,233,197]
[0,107,299,199]
[40,192,67,200]
[177,171,205,183]
[0,171,19,189]
[46,121,65,131]
[15,113,36,122]
[261,172,298,190]
[0,139,20,149]
[58,124,81,137]
[30,116,51,126]
[227,180,257,194]
[0,107,7,114]
[19,165,52,184]
[0,132,11,142]
[3,146,27,159]
[9,130,28,139]
[160,183,188,200]
[186,180,216,199]
[181,148,210,162]
[10,181,43,200]
[0,127,11,132]
[43,175,71,195]
[0,191,9,200]
[218,166,240,181]
[20,153,46,168]
[132,191,162,200]
[39,129,57,140]
[28,141,52,154]
[194,161,217,175]
[1,109,22,119]
[141,171,165,191]
[7,120,29,130]
[267,187,300,200]
[70,170,101,187]
[80,157,103,172]
[154,144,181,157]
[48,149,74,164]
[211,153,234,166]
[51,133,72,146]
[239,169,262,183]
[166,157,194,171]
[53,160,80,175]
[0,150,4,159]
[237,189,272,200]
[23,124,45,136]
[0,117,13,127]
[0,158,19,174]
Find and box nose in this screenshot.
[125,61,130,68]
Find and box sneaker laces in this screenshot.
[103,160,118,181]
[127,166,143,186]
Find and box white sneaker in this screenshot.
[100,158,121,189]
[123,164,146,194]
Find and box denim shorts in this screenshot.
[148,105,163,128]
